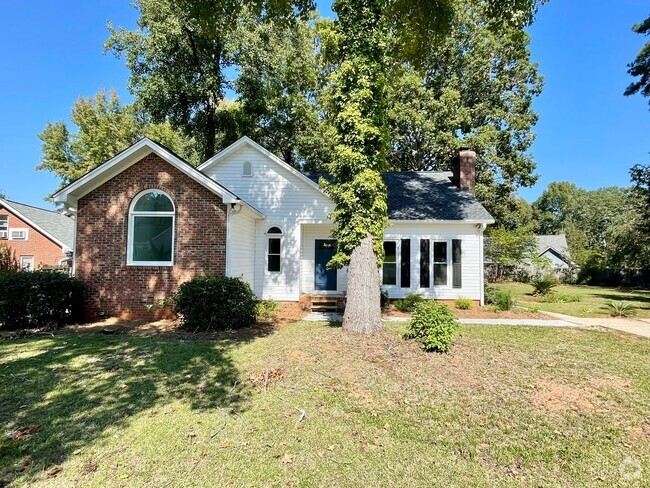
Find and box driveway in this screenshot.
[542,312,650,339]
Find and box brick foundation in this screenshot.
[75,153,227,321]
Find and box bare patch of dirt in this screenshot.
[530,380,598,414]
[271,302,309,327]
[530,376,630,415]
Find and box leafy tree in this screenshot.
[0,243,19,273]
[322,0,544,332]
[37,89,198,189]
[387,1,543,222]
[105,0,315,161]
[532,181,582,234]
[234,13,321,167]
[630,163,650,229]
[625,14,650,104]
[485,226,538,281]
[319,0,391,333]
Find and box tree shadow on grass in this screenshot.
[0,324,273,484]
[590,291,650,306]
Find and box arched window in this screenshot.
[266,227,282,272]
[128,190,175,266]
[242,161,252,177]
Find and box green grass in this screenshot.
[492,282,650,318]
[1,322,649,486]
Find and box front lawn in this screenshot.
[1,322,649,486]
[492,282,650,318]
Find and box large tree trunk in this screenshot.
[343,234,383,334]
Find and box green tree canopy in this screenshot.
[532,181,582,234]
[387,0,543,221]
[625,14,650,104]
[37,89,198,189]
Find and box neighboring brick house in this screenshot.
[53,137,493,321]
[0,198,74,271]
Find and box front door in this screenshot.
[315,239,337,291]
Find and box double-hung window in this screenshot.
[128,190,175,266]
[267,227,282,272]
[433,241,448,285]
[0,216,8,239]
[382,241,398,285]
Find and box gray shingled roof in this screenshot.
[0,199,74,248]
[536,235,571,260]
[306,171,494,222]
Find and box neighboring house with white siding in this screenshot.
[53,136,494,320]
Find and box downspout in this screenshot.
[66,203,78,276]
[226,202,243,277]
[225,205,231,277]
[478,223,487,305]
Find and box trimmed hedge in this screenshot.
[0,271,83,330]
[174,275,257,330]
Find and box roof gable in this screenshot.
[52,138,241,206]
[199,136,324,195]
[0,198,74,249]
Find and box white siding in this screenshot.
[300,224,348,294]
[382,222,483,301]
[206,142,486,303]
[229,209,256,288]
[205,146,333,300]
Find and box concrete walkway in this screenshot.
[304,312,580,328]
[303,312,650,338]
[541,311,650,339]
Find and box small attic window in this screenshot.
[242,161,252,177]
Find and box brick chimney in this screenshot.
[452,148,476,194]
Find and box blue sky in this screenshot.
[0,1,648,208]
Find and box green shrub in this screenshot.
[607,301,637,318]
[404,301,459,352]
[491,289,513,311]
[0,271,83,329]
[256,299,279,321]
[454,298,473,310]
[380,288,390,309]
[539,293,582,304]
[175,275,256,330]
[395,292,425,312]
[530,275,558,296]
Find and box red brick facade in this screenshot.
[0,206,67,269]
[75,153,228,321]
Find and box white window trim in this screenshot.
[266,227,283,273]
[242,160,253,177]
[9,228,29,241]
[432,240,450,287]
[0,215,8,231]
[382,240,399,287]
[20,255,35,271]
[127,190,175,267]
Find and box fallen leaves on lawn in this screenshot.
[81,457,98,475]
[46,466,62,478]
[247,368,284,389]
[9,424,40,440]
[282,454,294,465]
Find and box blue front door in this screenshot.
[315,239,337,291]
